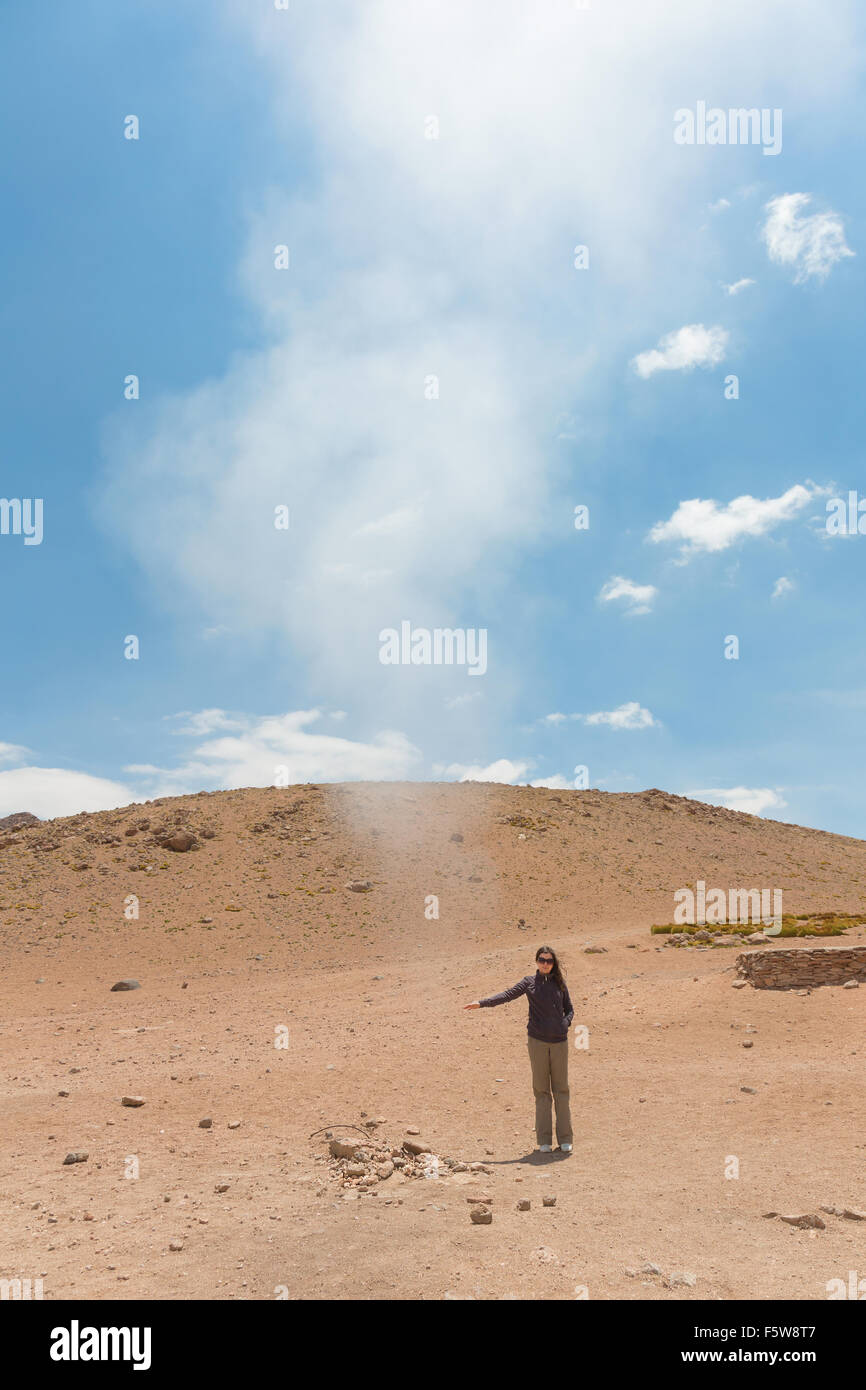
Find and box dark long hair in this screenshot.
[536,944,566,993]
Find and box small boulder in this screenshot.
[470,1206,492,1224]
[162,830,196,852]
[63,1151,88,1165]
[404,1137,431,1155]
[345,880,373,892]
[110,979,141,992]
[121,1096,145,1107]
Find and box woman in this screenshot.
[465,946,574,1154]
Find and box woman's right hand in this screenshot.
[463,1001,480,1009]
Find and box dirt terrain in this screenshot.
[2,782,866,1301]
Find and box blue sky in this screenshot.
[1,0,864,835]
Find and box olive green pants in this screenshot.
[527,1036,573,1146]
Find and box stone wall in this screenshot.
[736,945,866,990]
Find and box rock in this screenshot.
[404,1138,431,1155]
[215,1184,229,1193]
[121,1096,145,1107]
[345,880,373,892]
[842,1208,866,1221]
[376,1161,394,1179]
[58,1090,69,1098]
[669,1270,697,1287]
[227,1120,241,1129]
[742,1041,754,1048]
[198,1118,213,1129]
[517,1199,531,1211]
[110,979,141,991]
[583,945,607,954]
[542,1195,556,1207]
[731,980,748,989]
[162,831,196,852]
[470,1206,492,1224]
[168,1240,184,1251]
[406,1126,421,1134]
[465,1194,493,1205]
[746,933,766,945]
[778,1213,825,1229]
[345,1163,367,1178]
[740,1086,757,1094]
[0,811,39,830]
[450,833,464,843]
[63,1152,88,1165]
[640,1262,661,1275]
[843,980,859,989]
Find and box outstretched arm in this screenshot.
[477,977,531,1008]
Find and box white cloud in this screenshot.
[687,786,787,816]
[445,691,483,709]
[631,324,728,379]
[648,483,815,559]
[582,702,658,730]
[126,709,422,797]
[708,198,731,213]
[771,576,795,600]
[353,504,423,537]
[0,742,29,765]
[0,768,138,820]
[761,193,854,283]
[599,575,658,616]
[94,0,858,753]
[439,758,533,784]
[165,709,246,736]
[543,713,569,725]
[723,277,755,295]
[437,758,574,788]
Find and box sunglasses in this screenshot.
[537,957,553,965]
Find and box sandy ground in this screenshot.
[2,781,866,1300]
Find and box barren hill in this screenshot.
[2,783,865,1301]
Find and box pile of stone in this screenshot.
[665,926,760,948]
[326,1130,486,1193]
[735,946,866,990]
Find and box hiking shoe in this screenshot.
[537,1144,553,1153]
[560,1143,573,1153]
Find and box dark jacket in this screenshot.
[479,970,574,1043]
